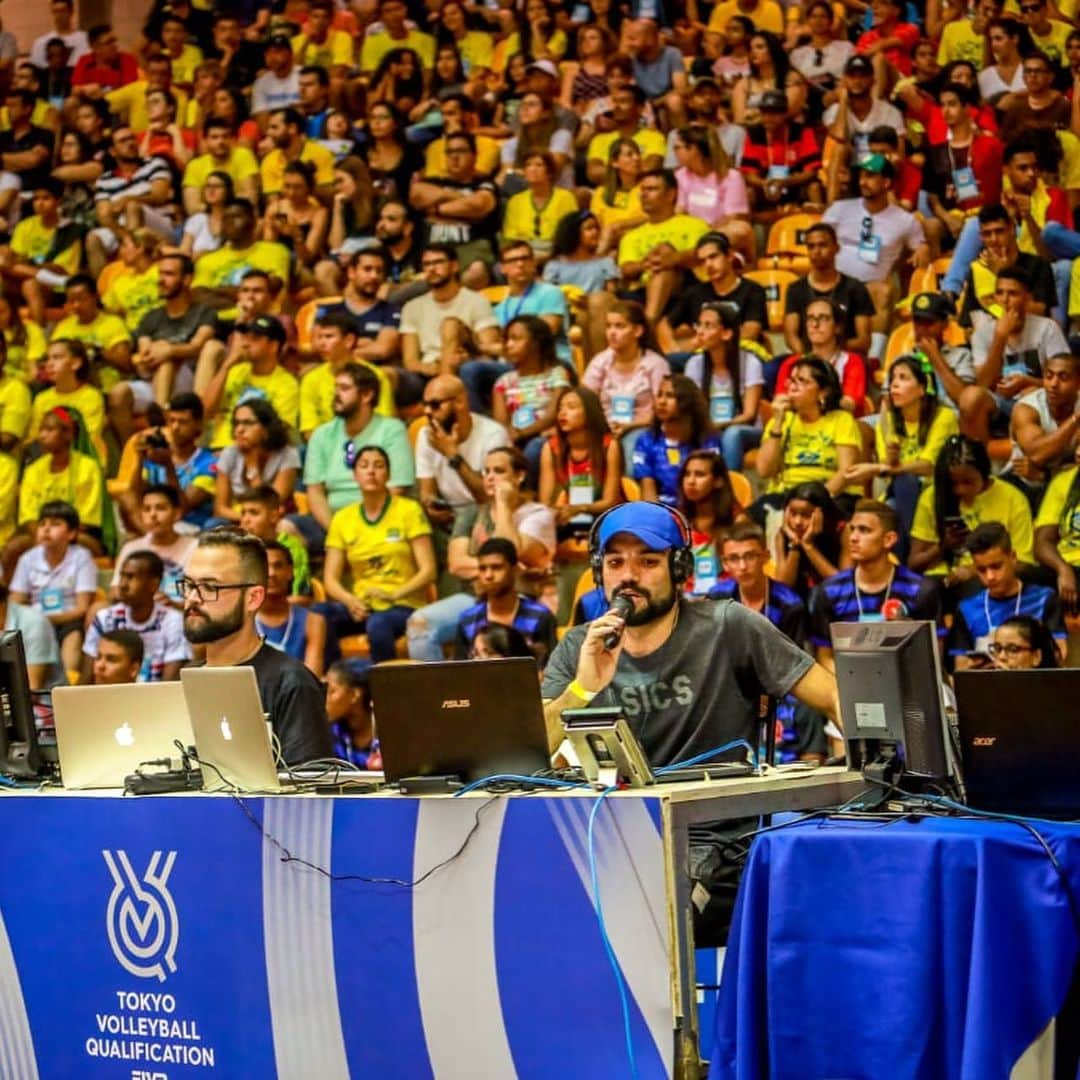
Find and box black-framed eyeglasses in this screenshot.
[987,642,1034,657]
[422,396,454,410]
[176,578,259,602]
[860,215,874,243]
[1023,64,1049,75]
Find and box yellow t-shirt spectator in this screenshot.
[502,186,579,254]
[102,265,161,335]
[424,135,502,179]
[911,476,1035,574]
[937,18,985,67]
[1035,465,1080,566]
[293,29,355,69]
[0,452,17,547]
[260,141,336,195]
[590,184,645,233]
[50,312,132,392]
[18,449,103,528]
[210,363,300,448]
[1031,19,1073,66]
[767,408,863,494]
[491,30,567,72]
[4,320,47,384]
[875,405,959,472]
[456,31,494,73]
[325,495,432,610]
[360,28,435,71]
[192,241,291,318]
[617,213,710,282]
[587,129,668,167]
[0,100,54,132]
[0,375,32,444]
[299,360,394,435]
[183,147,260,191]
[31,383,107,439]
[9,216,81,275]
[106,81,190,134]
[167,43,203,86]
[708,0,784,35]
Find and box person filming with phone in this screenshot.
[415,374,508,529]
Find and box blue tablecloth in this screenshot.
[710,815,1080,1080]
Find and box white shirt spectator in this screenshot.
[83,602,191,682]
[30,29,88,67]
[400,287,498,367]
[415,413,508,508]
[251,68,301,116]
[791,41,854,87]
[970,311,1070,379]
[10,544,97,617]
[822,98,905,159]
[822,197,926,283]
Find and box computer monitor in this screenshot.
[0,631,41,778]
[831,620,956,785]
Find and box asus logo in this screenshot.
[441,699,471,709]
[972,736,996,747]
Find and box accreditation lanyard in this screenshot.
[854,568,893,622]
[985,585,1023,633]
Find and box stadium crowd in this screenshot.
[3,0,1080,762]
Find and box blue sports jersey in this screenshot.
[631,429,722,506]
[948,584,1064,657]
[455,595,557,660]
[809,566,943,650]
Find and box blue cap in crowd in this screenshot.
[596,503,685,554]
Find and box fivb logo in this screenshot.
[103,850,180,982]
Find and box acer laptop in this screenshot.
[954,669,1080,817]
[53,682,195,789]
[369,658,551,784]
[181,666,283,792]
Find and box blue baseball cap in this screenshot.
[596,503,685,554]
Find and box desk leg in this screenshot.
[664,802,702,1080]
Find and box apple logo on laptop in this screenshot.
[114,722,135,747]
[220,717,233,741]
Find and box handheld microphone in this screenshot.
[603,594,635,650]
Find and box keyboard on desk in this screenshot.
[654,763,757,784]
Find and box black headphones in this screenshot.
[587,503,696,587]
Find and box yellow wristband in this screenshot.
[568,678,598,703]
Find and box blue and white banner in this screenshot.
[0,793,674,1079]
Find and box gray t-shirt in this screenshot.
[541,598,813,767]
[970,311,1070,379]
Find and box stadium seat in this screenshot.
[880,321,970,379]
[295,297,339,351]
[621,476,641,500]
[105,431,143,499]
[481,285,509,306]
[293,491,309,515]
[757,213,822,274]
[310,577,326,602]
[729,470,752,508]
[744,269,798,333]
[407,416,427,447]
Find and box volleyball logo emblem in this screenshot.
[881,598,908,621]
[103,850,179,982]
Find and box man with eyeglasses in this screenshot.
[181,529,331,766]
[181,117,260,216]
[999,50,1071,144]
[416,374,506,529]
[949,522,1064,670]
[1019,0,1071,69]
[710,522,823,763]
[71,23,139,96]
[300,363,412,541]
[399,242,502,409]
[822,153,928,354]
[410,130,499,289]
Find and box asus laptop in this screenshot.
[369,658,551,783]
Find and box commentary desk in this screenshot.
[0,768,861,1079]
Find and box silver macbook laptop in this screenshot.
[53,682,195,789]
[181,666,283,792]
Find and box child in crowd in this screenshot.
[111,484,196,603]
[237,485,312,598]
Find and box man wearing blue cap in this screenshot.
[540,502,838,764]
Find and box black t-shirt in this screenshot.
[959,252,1057,326]
[0,124,55,193]
[249,642,332,766]
[667,278,767,334]
[784,273,875,346]
[135,301,217,344]
[424,177,499,246]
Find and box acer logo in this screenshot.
[441,699,471,709]
[972,736,996,747]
